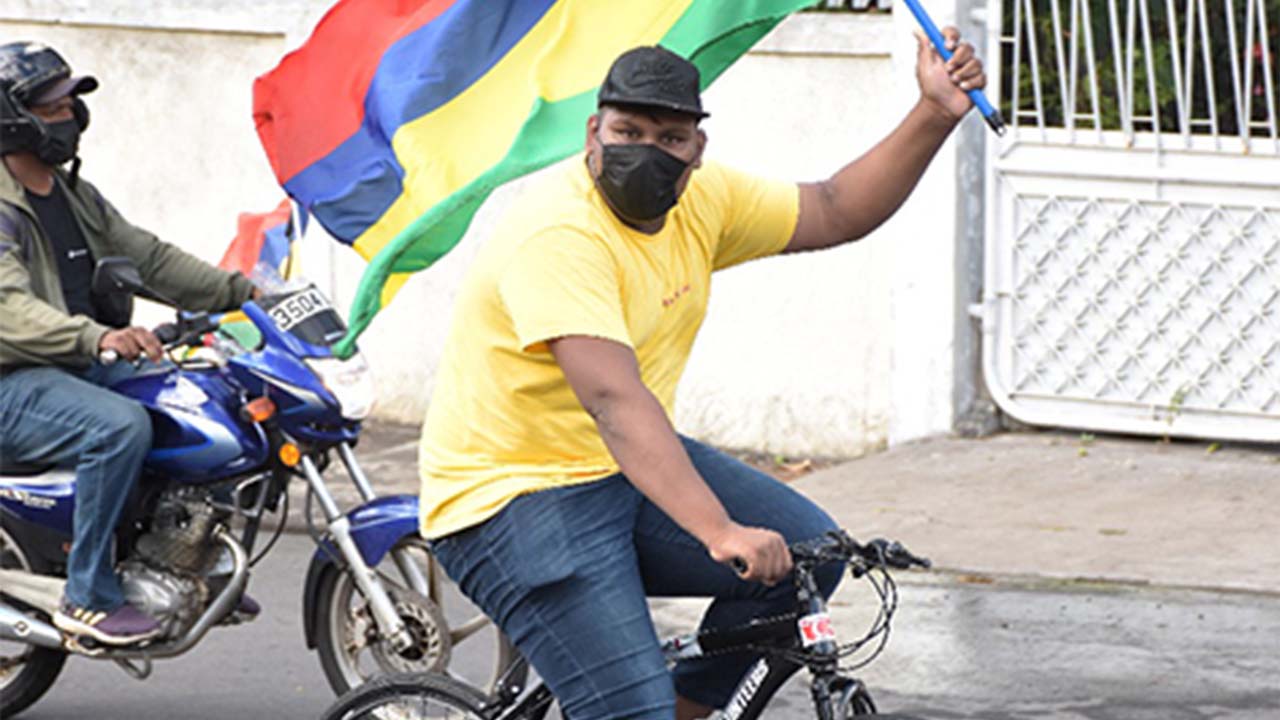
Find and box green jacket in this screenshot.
[0,165,254,370]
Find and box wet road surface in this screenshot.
[16,534,1280,719]
[730,575,1280,719]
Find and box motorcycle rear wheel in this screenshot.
[313,535,524,697]
[0,523,67,718]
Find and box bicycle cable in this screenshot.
[835,565,898,672]
[746,557,901,671]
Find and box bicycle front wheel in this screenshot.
[825,676,877,716]
[321,672,490,720]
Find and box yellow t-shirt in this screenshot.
[418,154,799,538]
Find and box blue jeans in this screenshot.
[429,437,842,719]
[0,362,152,611]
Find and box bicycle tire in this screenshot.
[821,675,877,717]
[321,672,490,720]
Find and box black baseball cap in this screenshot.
[598,46,709,119]
[0,42,96,107]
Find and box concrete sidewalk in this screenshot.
[293,422,1279,594]
[792,432,1280,594]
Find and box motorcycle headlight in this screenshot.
[306,353,375,421]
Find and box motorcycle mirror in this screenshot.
[91,256,145,296]
[91,256,179,307]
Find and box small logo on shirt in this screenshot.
[66,249,89,260]
[662,283,692,309]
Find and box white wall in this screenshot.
[885,5,966,445]
[676,15,900,457]
[0,0,329,324]
[2,4,969,457]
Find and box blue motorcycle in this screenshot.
[0,258,519,716]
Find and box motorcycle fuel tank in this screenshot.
[111,365,268,483]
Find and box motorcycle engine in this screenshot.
[119,559,206,637]
[121,488,228,637]
[135,489,226,575]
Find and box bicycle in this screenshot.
[319,529,929,720]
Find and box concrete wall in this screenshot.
[0,0,328,324]
[2,3,975,458]
[677,15,900,456]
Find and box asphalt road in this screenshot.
[15,533,1280,720]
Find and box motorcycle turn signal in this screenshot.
[240,396,276,424]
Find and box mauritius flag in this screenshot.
[218,198,304,277]
[253,0,813,354]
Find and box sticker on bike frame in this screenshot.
[798,612,836,646]
[268,288,333,333]
[722,658,769,720]
[0,487,56,510]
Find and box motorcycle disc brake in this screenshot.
[369,589,452,675]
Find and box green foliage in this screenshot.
[999,0,1280,135]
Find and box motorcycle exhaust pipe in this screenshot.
[0,600,64,650]
[0,567,64,615]
[0,528,249,659]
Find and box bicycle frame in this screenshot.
[316,532,924,720]
[484,553,871,720]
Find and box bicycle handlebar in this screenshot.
[728,530,930,577]
[791,531,930,570]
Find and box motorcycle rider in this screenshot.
[0,41,257,645]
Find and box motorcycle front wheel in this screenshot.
[313,535,524,697]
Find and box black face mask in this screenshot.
[36,119,80,166]
[594,139,690,222]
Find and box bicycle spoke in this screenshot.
[358,694,478,720]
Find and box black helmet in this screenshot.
[0,41,96,157]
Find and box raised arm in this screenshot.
[786,27,987,253]
[548,335,792,584]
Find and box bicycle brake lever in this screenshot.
[882,540,931,570]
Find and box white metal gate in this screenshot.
[981,0,1280,442]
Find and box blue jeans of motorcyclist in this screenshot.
[0,362,151,612]
[429,436,843,720]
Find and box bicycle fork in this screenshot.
[709,566,843,720]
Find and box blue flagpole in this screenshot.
[901,0,1006,136]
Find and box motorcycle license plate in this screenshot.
[269,288,333,333]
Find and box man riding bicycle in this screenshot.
[419,31,986,719]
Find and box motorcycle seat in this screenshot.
[0,460,55,476]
